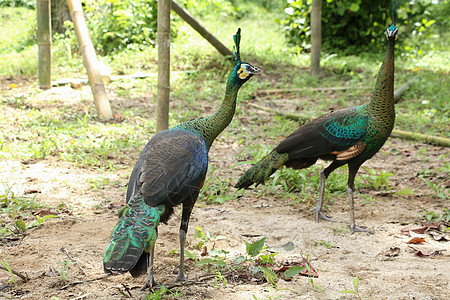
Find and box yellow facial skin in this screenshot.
[237,65,250,79]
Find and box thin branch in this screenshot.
[61,247,87,276]
[60,274,111,290]
[253,86,371,97]
[0,264,29,282]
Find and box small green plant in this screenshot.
[340,276,364,299]
[213,270,227,288]
[423,208,450,223]
[0,257,16,285]
[58,258,74,282]
[359,167,393,190]
[313,240,334,249]
[420,177,448,201]
[193,226,225,250]
[143,285,183,300]
[199,166,236,204]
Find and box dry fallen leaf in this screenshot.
[385,246,400,257]
[415,250,444,258]
[406,237,426,244]
[401,226,427,235]
[429,230,448,241]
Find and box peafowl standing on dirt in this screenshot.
[103,29,260,289]
[236,21,399,233]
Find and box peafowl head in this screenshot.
[386,1,399,40]
[385,24,398,40]
[229,28,260,87]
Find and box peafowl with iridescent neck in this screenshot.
[103,28,260,289]
[236,14,399,233]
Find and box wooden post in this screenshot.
[157,0,171,132]
[310,0,322,76]
[67,0,113,120]
[37,0,52,89]
[171,0,233,58]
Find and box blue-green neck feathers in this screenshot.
[173,63,244,149]
[367,28,396,137]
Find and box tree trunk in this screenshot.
[157,0,171,132]
[67,0,112,120]
[170,0,233,58]
[51,0,71,34]
[310,0,322,76]
[37,0,52,90]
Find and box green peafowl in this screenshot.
[103,28,260,289]
[235,20,399,233]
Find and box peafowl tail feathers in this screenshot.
[103,194,165,276]
[235,150,288,189]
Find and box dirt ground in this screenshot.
[0,85,449,299]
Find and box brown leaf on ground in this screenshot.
[24,189,40,194]
[33,210,57,217]
[406,237,426,244]
[401,226,427,235]
[415,250,445,257]
[429,230,449,241]
[420,222,441,230]
[384,246,400,257]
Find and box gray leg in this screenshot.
[310,171,334,222]
[141,246,158,290]
[175,202,195,282]
[347,166,373,234]
[310,161,343,222]
[175,228,188,282]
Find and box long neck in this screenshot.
[175,71,242,150]
[368,38,396,119]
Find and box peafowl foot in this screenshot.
[175,270,188,282]
[310,206,335,222]
[140,278,159,291]
[350,224,373,234]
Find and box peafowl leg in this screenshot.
[347,166,373,234]
[310,162,340,222]
[175,203,195,282]
[141,246,158,290]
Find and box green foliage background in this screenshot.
[282,0,449,55]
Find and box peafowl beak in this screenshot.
[237,63,261,80]
[385,24,398,40]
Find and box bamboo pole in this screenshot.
[156,0,171,132]
[170,0,234,58]
[253,86,371,96]
[310,0,322,76]
[37,0,52,90]
[247,103,450,147]
[67,0,112,120]
[394,75,419,103]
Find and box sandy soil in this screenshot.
[0,85,449,300]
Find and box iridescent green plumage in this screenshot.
[103,28,259,289]
[103,195,164,274]
[236,21,398,233]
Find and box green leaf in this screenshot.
[353,276,359,293]
[339,290,357,294]
[259,266,278,288]
[245,237,266,257]
[195,258,216,266]
[424,20,436,27]
[234,255,247,264]
[395,188,414,196]
[284,266,306,278]
[15,219,27,232]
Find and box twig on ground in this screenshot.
[60,274,111,290]
[0,264,29,282]
[60,247,88,276]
